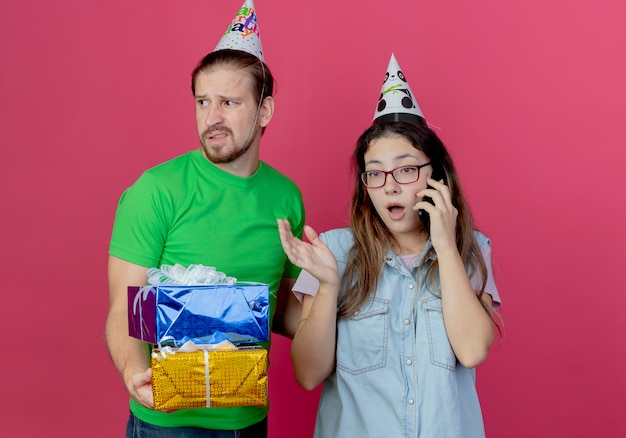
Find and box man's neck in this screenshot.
[200,147,260,177]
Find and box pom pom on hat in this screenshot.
[373,53,425,123]
[214,0,264,61]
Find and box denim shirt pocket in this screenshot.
[336,298,389,374]
[422,296,457,371]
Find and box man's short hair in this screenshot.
[191,49,275,105]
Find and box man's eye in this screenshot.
[197,100,208,107]
[225,100,237,106]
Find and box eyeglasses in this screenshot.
[360,163,431,188]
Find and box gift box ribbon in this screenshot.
[134,263,237,322]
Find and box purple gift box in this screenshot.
[128,283,270,346]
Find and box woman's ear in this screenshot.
[258,96,274,128]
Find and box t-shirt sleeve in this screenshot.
[291,269,320,302]
[108,173,170,268]
[471,237,501,308]
[281,190,306,279]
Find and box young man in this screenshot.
[105,3,305,436]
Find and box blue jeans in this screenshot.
[126,413,268,438]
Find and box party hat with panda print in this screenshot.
[373,53,425,123]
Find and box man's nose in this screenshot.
[205,105,224,126]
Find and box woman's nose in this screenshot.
[383,174,400,194]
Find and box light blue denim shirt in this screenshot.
[296,228,500,438]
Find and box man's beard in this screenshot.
[200,126,254,164]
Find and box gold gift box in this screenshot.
[151,347,268,410]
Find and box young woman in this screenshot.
[277,120,501,437]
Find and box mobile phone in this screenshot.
[418,167,447,235]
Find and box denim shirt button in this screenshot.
[406,359,413,366]
[408,283,414,289]
[404,319,410,325]
[408,398,415,405]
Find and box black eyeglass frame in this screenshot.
[360,162,432,188]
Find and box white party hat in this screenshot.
[214,0,264,61]
[373,53,424,123]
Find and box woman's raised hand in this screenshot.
[277,219,340,288]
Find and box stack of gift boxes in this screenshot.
[128,281,270,410]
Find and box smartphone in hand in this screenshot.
[418,167,447,235]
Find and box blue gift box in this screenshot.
[128,283,270,346]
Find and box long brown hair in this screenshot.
[339,120,497,326]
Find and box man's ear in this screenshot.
[258,96,274,128]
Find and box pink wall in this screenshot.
[1,1,624,436]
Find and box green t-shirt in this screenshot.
[109,149,305,429]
